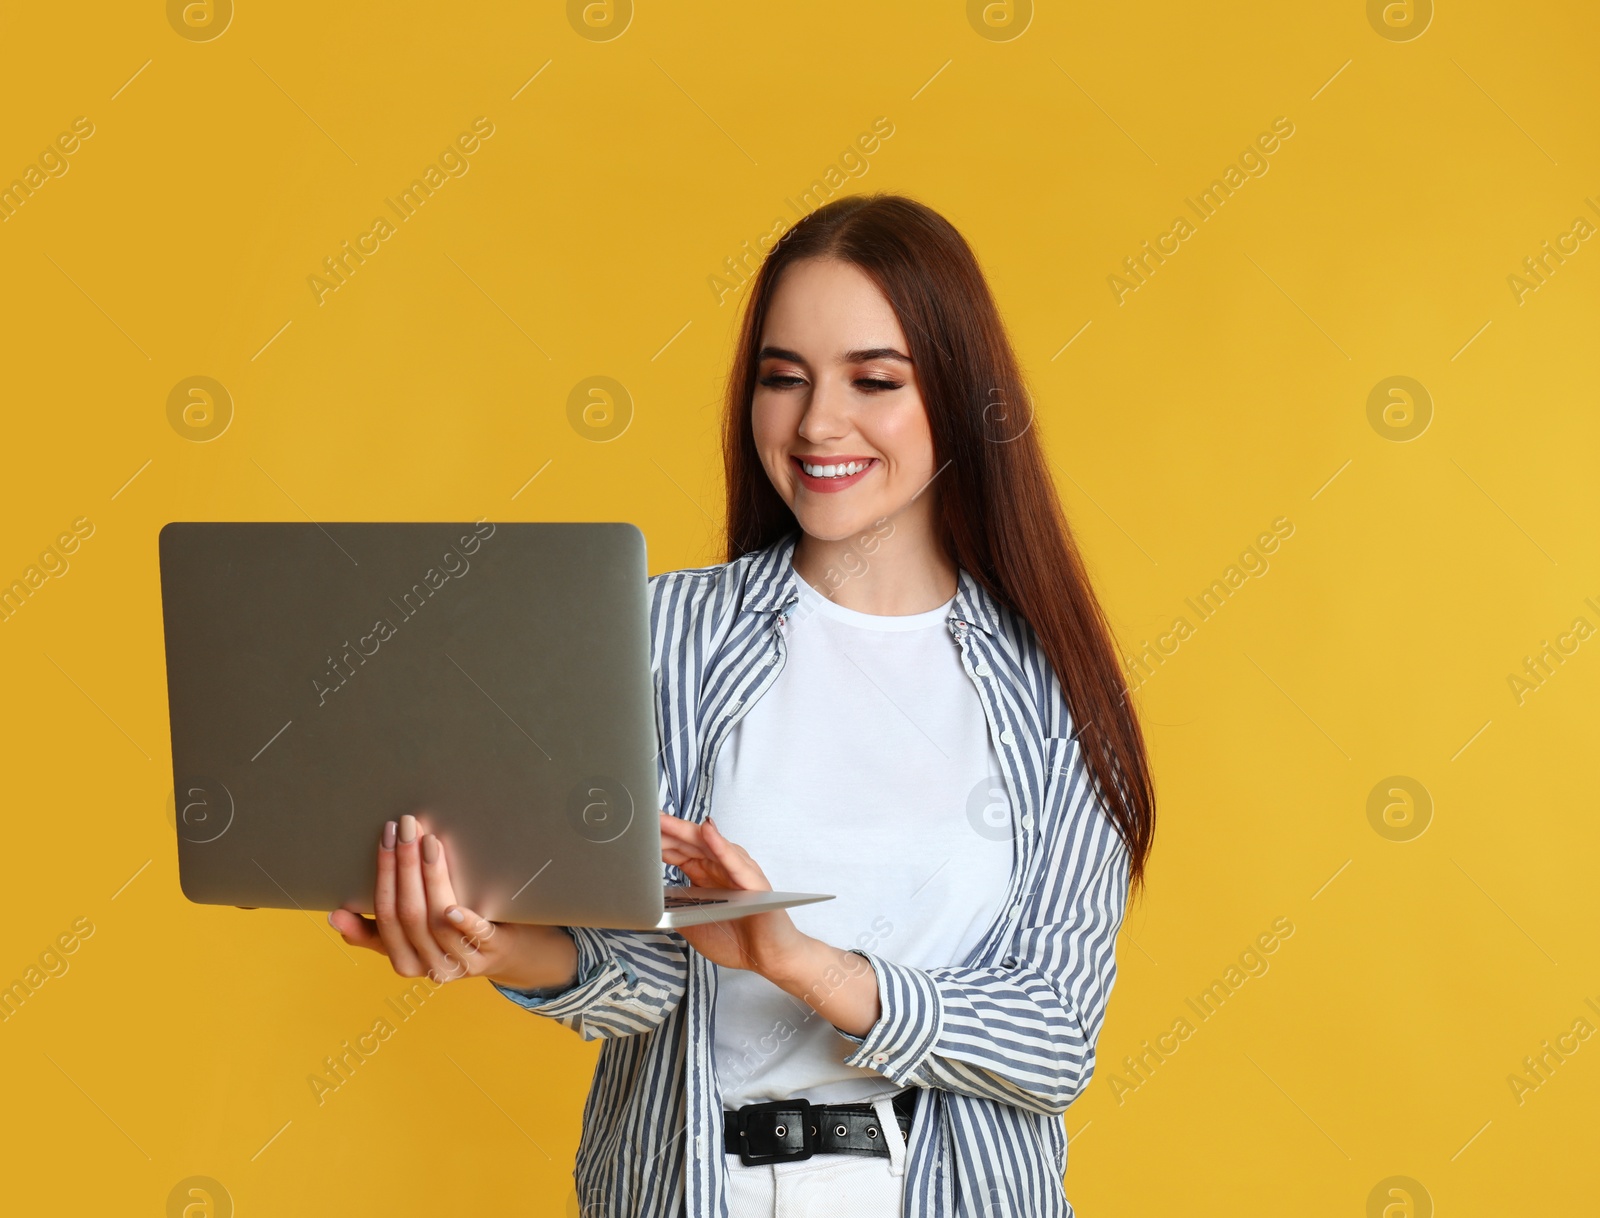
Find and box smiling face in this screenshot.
[751,257,939,544]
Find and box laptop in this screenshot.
[156,520,834,930]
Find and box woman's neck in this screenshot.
[790,504,958,616]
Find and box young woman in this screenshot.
[330,193,1155,1218]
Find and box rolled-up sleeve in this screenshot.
[492,924,688,1041]
[835,763,1131,1116]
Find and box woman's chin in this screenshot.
[791,504,887,544]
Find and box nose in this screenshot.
[796,373,851,444]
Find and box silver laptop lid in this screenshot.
[158,521,667,928]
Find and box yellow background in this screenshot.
[2,1,1596,1213]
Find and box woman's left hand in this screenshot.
[658,812,811,978]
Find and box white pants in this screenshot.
[725,1095,908,1218]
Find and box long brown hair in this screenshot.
[720,192,1155,889]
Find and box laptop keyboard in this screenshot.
[663,893,731,907]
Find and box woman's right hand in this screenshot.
[328,812,580,992]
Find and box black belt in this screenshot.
[723,1088,917,1167]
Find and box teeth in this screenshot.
[801,459,870,478]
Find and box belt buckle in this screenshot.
[735,1098,814,1167]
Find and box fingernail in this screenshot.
[381,821,397,850]
[327,911,338,928]
[422,834,439,864]
[446,907,465,924]
[399,814,417,844]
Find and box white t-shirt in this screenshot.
[709,566,1013,1108]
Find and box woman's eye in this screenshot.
[758,372,900,392]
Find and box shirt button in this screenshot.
[975,661,992,677]
[999,729,1015,746]
[694,1134,704,1155]
[1021,813,1034,830]
[1010,903,1024,918]
[872,1052,888,1065]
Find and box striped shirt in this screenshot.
[493,528,1131,1217]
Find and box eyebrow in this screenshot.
[757,345,912,366]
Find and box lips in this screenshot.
[791,455,878,494]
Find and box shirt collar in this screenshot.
[740,527,1003,638]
